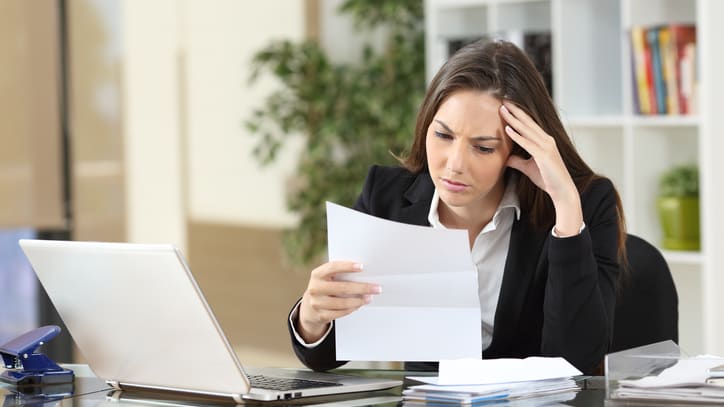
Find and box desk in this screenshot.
[0,365,697,406]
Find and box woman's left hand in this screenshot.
[499,102,583,236]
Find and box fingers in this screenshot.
[309,279,380,298]
[304,292,371,319]
[298,260,381,340]
[500,103,556,157]
[311,260,362,280]
[499,101,580,208]
[309,260,380,296]
[500,102,545,137]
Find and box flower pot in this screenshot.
[657,196,700,250]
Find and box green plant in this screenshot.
[246,0,425,265]
[657,164,700,250]
[659,164,699,197]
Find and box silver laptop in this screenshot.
[18,239,401,402]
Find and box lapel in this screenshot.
[398,171,435,226]
[488,215,548,350]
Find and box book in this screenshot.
[630,26,651,114]
[670,24,697,114]
[647,26,667,114]
[658,26,680,114]
[629,23,696,116]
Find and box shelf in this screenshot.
[563,115,625,128]
[430,0,547,10]
[562,115,699,129]
[661,249,702,265]
[425,0,721,355]
[630,115,700,127]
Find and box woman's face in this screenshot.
[425,89,514,217]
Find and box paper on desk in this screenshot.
[618,356,724,388]
[326,202,481,361]
[614,356,724,403]
[408,357,582,385]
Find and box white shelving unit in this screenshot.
[425,0,724,356]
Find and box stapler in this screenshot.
[0,325,74,386]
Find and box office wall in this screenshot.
[121,0,185,247]
[120,0,306,239]
[183,1,305,229]
[118,0,309,367]
[85,0,394,367]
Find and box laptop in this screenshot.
[18,239,402,402]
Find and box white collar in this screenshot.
[427,174,521,228]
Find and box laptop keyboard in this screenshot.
[248,374,343,391]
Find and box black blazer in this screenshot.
[288,165,621,375]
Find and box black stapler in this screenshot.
[0,325,74,386]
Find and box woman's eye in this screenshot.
[434,131,453,140]
[474,145,494,154]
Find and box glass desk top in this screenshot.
[2,366,703,407]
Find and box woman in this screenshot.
[287,40,626,375]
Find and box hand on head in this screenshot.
[500,102,583,236]
[499,102,576,201]
[297,261,381,343]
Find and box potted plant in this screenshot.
[657,164,700,250]
[246,0,424,264]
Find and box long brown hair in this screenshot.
[401,40,627,261]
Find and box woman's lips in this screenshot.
[441,178,469,192]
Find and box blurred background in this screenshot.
[2,0,724,370]
[0,0,390,368]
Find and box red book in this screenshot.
[642,27,657,114]
[670,24,696,114]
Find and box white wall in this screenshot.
[121,0,185,247]
[183,0,305,228]
[120,1,307,248]
[319,0,386,64]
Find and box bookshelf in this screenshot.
[425,0,724,356]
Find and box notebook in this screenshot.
[18,239,401,402]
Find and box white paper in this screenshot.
[408,357,582,385]
[326,202,481,361]
[612,355,724,403]
[618,356,724,389]
[403,378,578,396]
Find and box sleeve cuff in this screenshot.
[551,222,586,238]
[289,299,334,348]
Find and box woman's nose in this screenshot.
[446,142,466,174]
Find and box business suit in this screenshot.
[289,165,620,375]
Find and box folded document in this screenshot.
[326,202,481,361]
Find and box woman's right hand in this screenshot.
[297,261,381,343]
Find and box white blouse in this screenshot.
[426,179,520,351]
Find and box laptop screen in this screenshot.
[19,239,250,396]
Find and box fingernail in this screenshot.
[363,295,372,304]
[370,284,382,294]
[353,263,364,271]
[500,105,509,113]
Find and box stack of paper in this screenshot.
[402,357,582,405]
[613,356,724,403]
[402,378,578,405]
